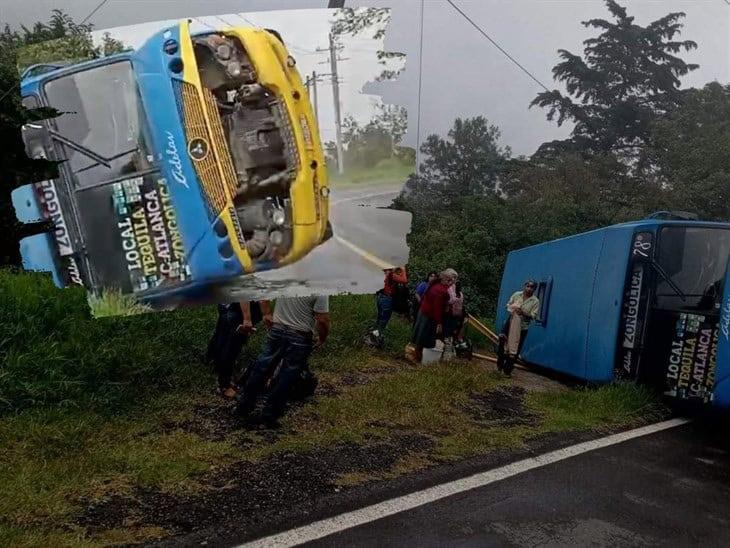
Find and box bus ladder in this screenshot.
[464,314,529,370]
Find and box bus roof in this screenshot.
[509,217,730,256]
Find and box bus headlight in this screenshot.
[272,209,286,226]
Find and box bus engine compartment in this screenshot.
[192,31,297,262]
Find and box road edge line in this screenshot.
[333,234,395,270]
[239,417,690,547]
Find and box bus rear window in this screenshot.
[656,226,730,310]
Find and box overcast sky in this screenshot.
[3,0,729,157]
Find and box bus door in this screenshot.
[42,61,191,295]
[640,226,729,404]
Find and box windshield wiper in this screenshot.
[649,258,687,301]
[74,147,140,175]
[48,128,111,168]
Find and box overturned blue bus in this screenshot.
[496,215,730,409]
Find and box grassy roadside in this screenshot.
[328,159,414,189]
[0,271,667,546]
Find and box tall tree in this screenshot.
[652,82,730,221]
[531,0,698,167]
[330,7,405,81]
[403,116,511,207]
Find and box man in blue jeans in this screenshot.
[234,295,330,428]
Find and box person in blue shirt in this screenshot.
[411,271,438,323]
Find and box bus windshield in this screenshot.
[43,60,154,188]
[656,226,730,311]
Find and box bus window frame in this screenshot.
[534,277,553,327]
[654,224,730,312]
[38,56,155,193]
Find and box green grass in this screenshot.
[329,158,414,188]
[527,382,667,432]
[87,289,153,318]
[0,270,667,545]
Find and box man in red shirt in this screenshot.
[368,266,407,346]
[411,268,457,362]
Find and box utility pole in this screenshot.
[328,32,344,175]
[311,70,319,126]
[315,34,348,175]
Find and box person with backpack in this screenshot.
[445,280,466,342]
[367,266,408,346]
[205,300,272,398]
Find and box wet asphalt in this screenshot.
[305,421,730,547]
[215,184,411,300]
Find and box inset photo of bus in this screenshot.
[12,8,413,317]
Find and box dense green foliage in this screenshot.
[0,270,215,413]
[400,0,729,319]
[652,82,730,220]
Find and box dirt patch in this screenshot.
[462,386,539,427]
[75,433,433,545]
[160,400,237,442]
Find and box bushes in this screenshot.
[0,271,410,415]
[0,270,215,414]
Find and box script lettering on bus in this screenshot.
[165,131,189,189]
[66,256,83,286]
[721,300,730,342]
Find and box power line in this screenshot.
[80,0,111,25]
[445,0,550,92]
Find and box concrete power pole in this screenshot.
[311,70,319,126]
[328,32,345,175]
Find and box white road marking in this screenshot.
[333,234,394,270]
[328,188,403,271]
[330,189,400,206]
[238,417,690,547]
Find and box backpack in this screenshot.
[392,282,410,316]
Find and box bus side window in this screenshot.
[535,277,552,326]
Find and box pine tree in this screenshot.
[532,0,698,168]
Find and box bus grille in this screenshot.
[172,80,238,217]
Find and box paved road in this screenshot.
[214,184,411,300]
[304,421,730,547]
